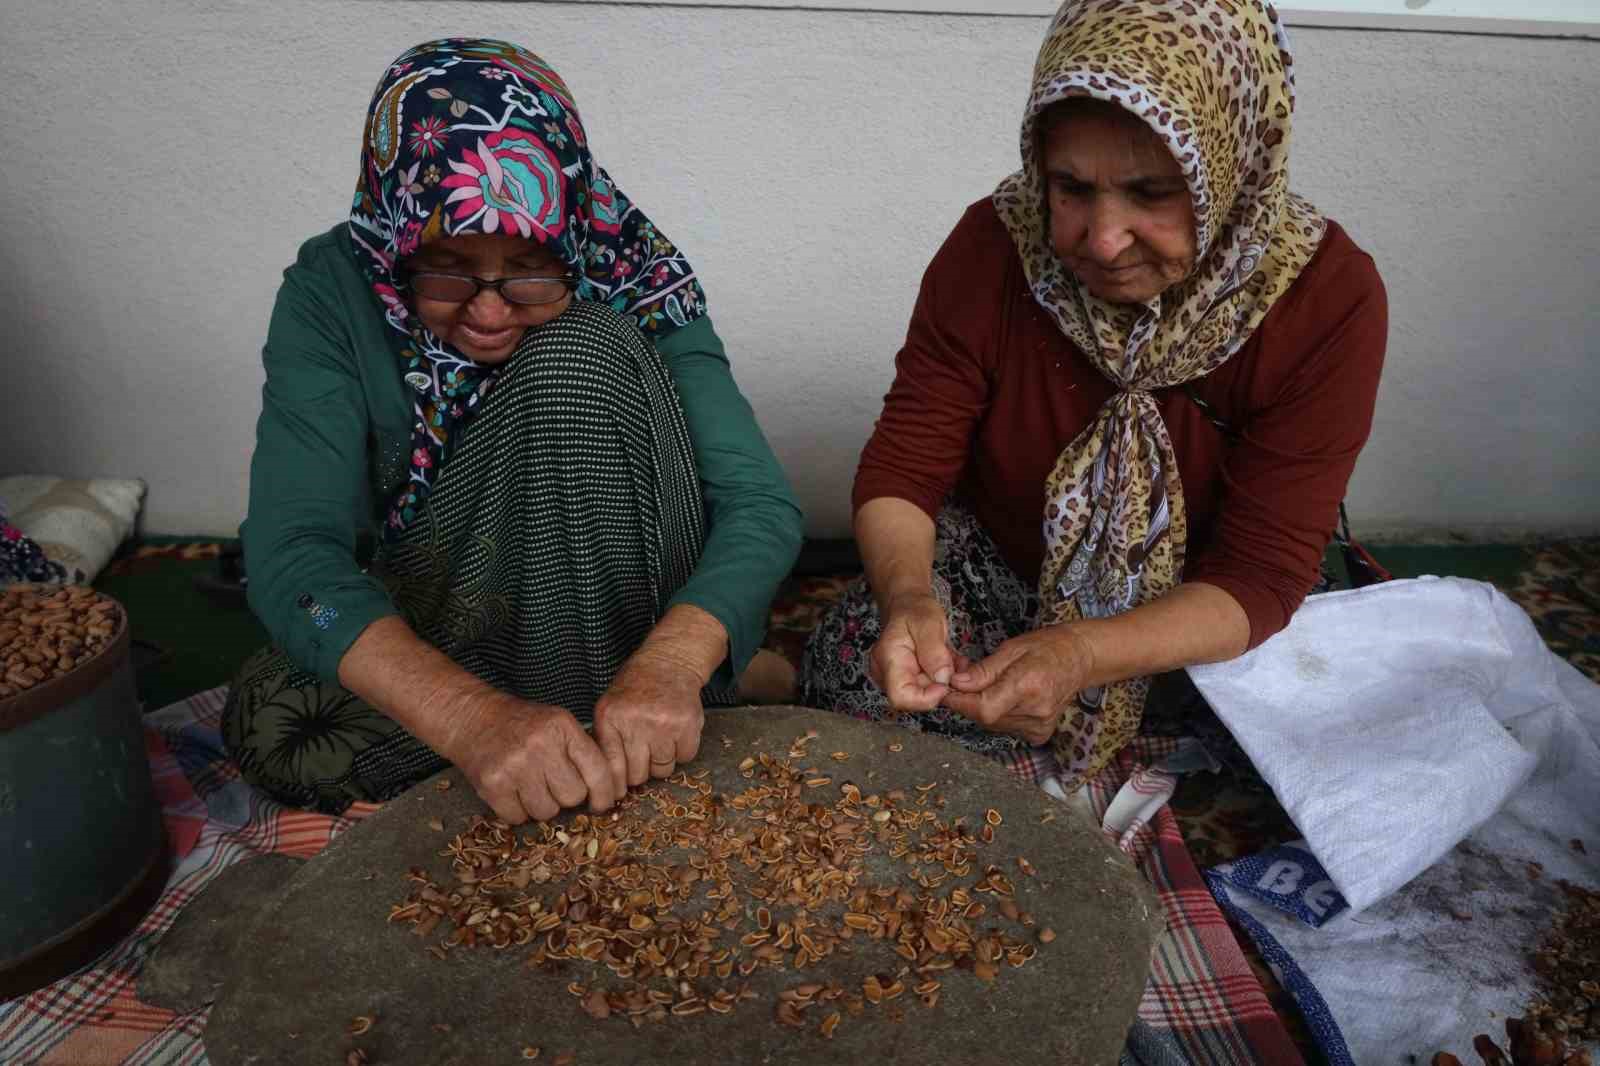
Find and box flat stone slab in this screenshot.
[138,852,304,1012]
[205,707,1164,1065]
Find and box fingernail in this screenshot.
[933,668,952,684]
[952,672,970,684]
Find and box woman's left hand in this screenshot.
[942,627,1094,746]
[592,651,706,787]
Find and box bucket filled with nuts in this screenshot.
[0,583,168,998]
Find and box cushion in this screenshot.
[0,476,146,584]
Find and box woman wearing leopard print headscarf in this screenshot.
[802,0,1386,793]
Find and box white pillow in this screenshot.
[0,476,147,584]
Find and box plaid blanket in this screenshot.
[1,691,1296,1065]
[1005,743,1304,1066]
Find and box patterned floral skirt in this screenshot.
[799,505,1317,787]
[223,303,730,814]
[800,507,1043,762]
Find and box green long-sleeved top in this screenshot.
[242,224,803,690]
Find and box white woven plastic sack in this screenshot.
[1194,578,1600,1061]
[1187,577,1577,913]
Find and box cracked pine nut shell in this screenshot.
[385,732,1053,1045]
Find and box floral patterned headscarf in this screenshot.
[992,0,1327,787]
[349,39,707,537]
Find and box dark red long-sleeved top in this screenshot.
[854,197,1388,649]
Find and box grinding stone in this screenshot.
[138,853,305,1012]
[204,707,1164,1065]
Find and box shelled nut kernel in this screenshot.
[0,584,122,700]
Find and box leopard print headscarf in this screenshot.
[993,0,1326,789]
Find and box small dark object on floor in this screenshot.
[131,638,173,678]
[192,544,248,605]
[791,538,862,578]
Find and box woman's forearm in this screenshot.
[627,603,729,687]
[1065,580,1251,689]
[338,604,729,754]
[655,315,804,682]
[336,615,503,762]
[854,497,938,615]
[854,500,1248,705]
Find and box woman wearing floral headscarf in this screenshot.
[224,40,802,821]
[802,0,1387,793]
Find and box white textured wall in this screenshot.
[1,1,1596,539]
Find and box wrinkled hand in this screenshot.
[870,592,962,712]
[593,652,706,788]
[943,627,1093,746]
[448,692,618,824]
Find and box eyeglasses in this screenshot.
[405,271,579,306]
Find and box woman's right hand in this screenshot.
[871,592,961,712]
[446,691,619,824]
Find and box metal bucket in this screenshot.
[1,595,169,999]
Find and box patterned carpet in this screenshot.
[1508,538,1600,681]
[761,573,857,669]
